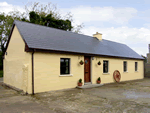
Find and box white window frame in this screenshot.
[59,58,73,76]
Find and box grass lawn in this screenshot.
[0,70,3,77]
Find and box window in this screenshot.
[103,60,109,73]
[123,61,127,72]
[135,62,138,71]
[60,58,70,75]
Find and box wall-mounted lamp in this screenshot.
[5,52,7,55]
[92,57,94,60]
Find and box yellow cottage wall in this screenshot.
[92,57,144,84]
[34,53,84,93]
[3,26,32,93]
[34,52,144,94]
[3,25,144,94]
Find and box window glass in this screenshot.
[123,61,127,72]
[103,60,108,73]
[65,59,69,66]
[61,59,64,62]
[85,60,88,64]
[135,62,138,71]
[60,58,70,74]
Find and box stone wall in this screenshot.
[147,53,150,63]
[147,44,150,63]
[145,63,150,77]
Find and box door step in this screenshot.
[84,82,92,85]
[76,84,104,89]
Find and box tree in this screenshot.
[141,55,147,63]
[0,2,84,69]
[27,11,72,31]
[24,2,83,33]
[0,10,27,54]
[0,12,24,69]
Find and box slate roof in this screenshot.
[13,20,144,60]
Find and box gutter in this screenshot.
[26,48,144,60]
[32,49,35,95]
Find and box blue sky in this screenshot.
[0,0,150,57]
[4,0,150,9]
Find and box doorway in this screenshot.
[84,56,91,83]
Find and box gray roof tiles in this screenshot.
[14,20,144,60]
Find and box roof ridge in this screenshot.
[14,20,127,46]
[14,20,94,39]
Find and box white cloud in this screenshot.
[60,5,148,56]
[61,6,137,25]
[0,2,148,56]
[0,2,25,14]
[81,26,150,56]
[0,2,9,6]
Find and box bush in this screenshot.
[98,77,101,81]
[0,70,3,77]
[79,78,82,83]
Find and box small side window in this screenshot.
[135,62,138,71]
[123,61,127,72]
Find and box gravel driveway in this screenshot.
[1,78,150,113]
[0,82,54,113]
[0,77,3,82]
[31,78,150,113]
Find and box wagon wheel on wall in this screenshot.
[113,70,121,82]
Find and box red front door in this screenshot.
[84,56,91,82]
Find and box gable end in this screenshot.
[4,24,29,56]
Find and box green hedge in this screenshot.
[0,70,3,77]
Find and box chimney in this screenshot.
[149,44,150,53]
[93,32,102,41]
